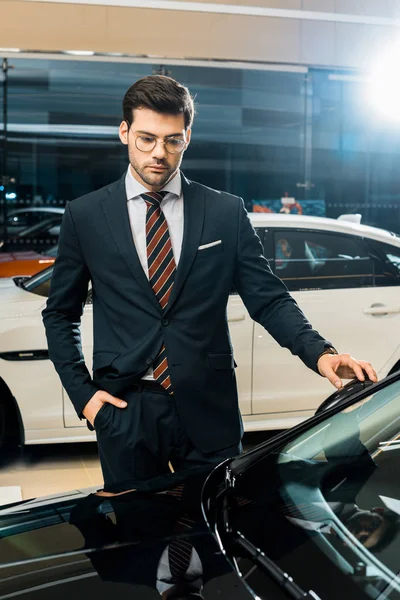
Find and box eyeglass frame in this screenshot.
[125,121,189,155]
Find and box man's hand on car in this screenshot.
[83,390,127,427]
[318,353,378,390]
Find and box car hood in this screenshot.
[0,278,43,313]
[0,470,252,600]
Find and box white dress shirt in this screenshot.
[156,543,203,595]
[125,166,184,276]
[125,166,184,380]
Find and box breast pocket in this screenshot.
[197,242,224,259]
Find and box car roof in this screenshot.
[249,213,400,246]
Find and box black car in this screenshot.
[1,372,400,600]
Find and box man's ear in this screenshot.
[119,121,129,145]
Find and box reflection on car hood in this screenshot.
[0,469,251,600]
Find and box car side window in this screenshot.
[273,230,375,291]
[260,227,274,267]
[366,240,400,287]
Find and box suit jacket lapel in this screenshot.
[100,174,161,312]
[164,174,205,316]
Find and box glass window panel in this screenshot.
[6,59,152,206]
[366,239,400,287]
[273,230,374,290]
[3,60,306,220]
[310,69,400,235]
[2,58,400,236]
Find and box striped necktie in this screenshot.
[142,191,175,392]
[168,537,194,582]
[168,513,196,583]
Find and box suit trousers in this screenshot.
[93,385,242,493]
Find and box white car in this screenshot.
[0,213,399,448]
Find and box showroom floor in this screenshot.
[0,432,275,503]
[0,443,103,502]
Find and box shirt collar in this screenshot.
[125,165,182,201]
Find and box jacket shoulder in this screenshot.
[68,178,122,215]
[187,178,242,206]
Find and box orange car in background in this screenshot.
[0,215,62,277]
[0,248,57,277]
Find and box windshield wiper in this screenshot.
[234,531,321,600]
[220,467,322,600]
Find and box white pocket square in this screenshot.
[198,240,222,250]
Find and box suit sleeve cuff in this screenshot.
[316,346,338,372]
[74,384,100,421]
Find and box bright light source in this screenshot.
[366,42,400,122]
[64,50,95,56]
[5,193,17,200]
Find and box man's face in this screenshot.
[346,509,389,549]
[119,107,191,191]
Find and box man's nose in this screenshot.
[355,530,368,539]
[151,140,167,160]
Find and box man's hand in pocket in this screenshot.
[83,390,127,427]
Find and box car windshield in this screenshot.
[22,266,91,301]
[22,266,54,297]
[213,375,400,600]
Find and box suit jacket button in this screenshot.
[146,357,153,365]
[162,318,169,327]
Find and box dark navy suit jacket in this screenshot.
[42,172,330,452]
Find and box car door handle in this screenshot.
[228,315,246,322]
[364,304,400,316]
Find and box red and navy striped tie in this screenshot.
[143,191,175,392]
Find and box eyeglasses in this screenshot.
[134,134,187,155]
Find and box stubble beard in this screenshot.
[129,154,180,189]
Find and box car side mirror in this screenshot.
[315,375,374,415]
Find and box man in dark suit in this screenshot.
[69,469,229,599]
[42,75,377,494]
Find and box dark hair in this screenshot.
[123,75,195,129]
